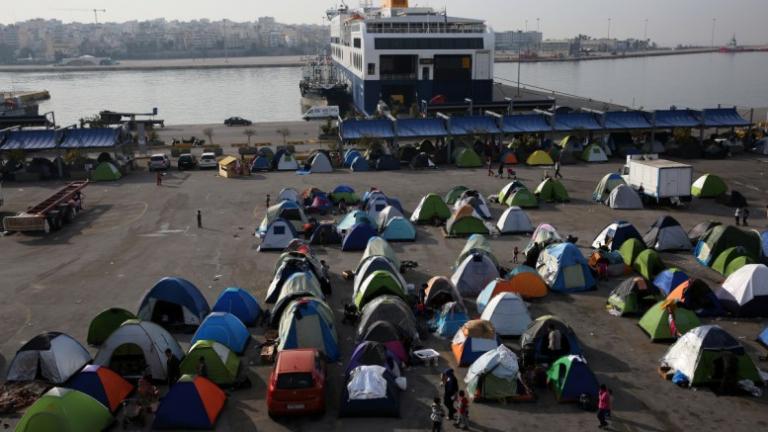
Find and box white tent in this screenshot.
[276,152,299,171]
[479,293,532,336]
[361,236,400,269]
[608,184,643,209]
[259,218,298,251]
[309,152,334,173]
[278,188,300,203]
[451,253,500,296]
[377,205,405,229]
[582,144,608,162]
[455,192,492,220]
[464,344,519,400]
[717,264,768,316]
[366,198,390,224]
[496,206,534,235]
[6,332,91,384]
[94,320,184,380]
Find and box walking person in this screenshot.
[597,384,612,429]
[430,397,445,432]
[487,157,494,177]
[554,159,563,179]
[454,390,470,430]
[265,194,271,208]
[156,171,162,186]
[440,369,459,422]
[197,210,202,228]
[513,246,519,264]
[497,161,504,178]
[742,207,750,226]
[734,207,741,226]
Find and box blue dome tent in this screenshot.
[191,312,250,354]
[211,287,262,326]
[137,277,210,330]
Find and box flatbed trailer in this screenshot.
[2,181,88,233]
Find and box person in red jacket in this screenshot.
[597,384,612,428]
[454,390,469,430]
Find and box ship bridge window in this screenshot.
[380,55,417,80]
[374,38,484,50]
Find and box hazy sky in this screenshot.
[4,0,767,46]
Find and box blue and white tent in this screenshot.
[536,243,596,293]
[278,297,339,361]
[381,217,416,242]
[592,220,643,251]
[211,287,262,326]
[137,277,210,328]
[191,312,250,354]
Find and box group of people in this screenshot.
[432,368,470,431]
[487,158,517,180]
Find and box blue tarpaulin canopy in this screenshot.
[448,116,501,135]
[396,118,448,138]
[60,128,121,149]
[0,130,59,150]
[553,113,603,131]
[604,111,652,130]
[653,109,701,128]
[701,108,751,128]
[501,114,552,133]
[340,119,396,141]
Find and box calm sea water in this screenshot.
[2,52,767,125]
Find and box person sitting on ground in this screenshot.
[137,374,159,413]
[342,303,358,325]
[547,324,562,361]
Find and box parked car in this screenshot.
[148,154,171,171]
[199,152,218,169]
[177,153,198,171]
[224,116,253,126]
[267,349,326,416]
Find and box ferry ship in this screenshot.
[328,0,495,116]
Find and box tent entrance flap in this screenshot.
[151,300,185,325]
[110,343,148,378]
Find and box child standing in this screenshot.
[513,247,519,264]
[430,397,445,432]
[487,157,494,176]
[455,390,469,430]
[597,384,612,429]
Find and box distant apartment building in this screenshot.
[541,39,572,56]
[495,30,543,52]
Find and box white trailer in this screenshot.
[626,158,693,202]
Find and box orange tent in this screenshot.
[500,152,518,165]
[451,320,499,366]
[481,275,548,300]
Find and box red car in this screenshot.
[267,349,326,416]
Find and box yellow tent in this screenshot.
[526,150,554,166]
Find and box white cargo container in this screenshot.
[626,158,693,201]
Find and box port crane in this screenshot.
[53,8,107,24]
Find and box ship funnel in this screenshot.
[383,0,408,8]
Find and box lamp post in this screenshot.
[710,18,717,48]
[607,18,611,39]
[643,18,648,40]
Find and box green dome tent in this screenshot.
[498,180,527,204]
[87,308,136,346]
[638,301,700,341]
[633,249,665,280]
[16,387,113,432]
[410,193,451,224]
[691,174,727,198]
[354,270,407,308]
[711,247,755,277]
[506,188,538,208]
[455,148,483,168]
[92,161,122,182]
[695,225,762,267]
[445,206,489,237]
[445,186,469,205]
[619,238,647,266]
[593,173,626,202]
[534,178,569,203]
[180,340,240,386]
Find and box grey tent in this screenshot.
[608,185,643,209]
[643,216,691,251]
